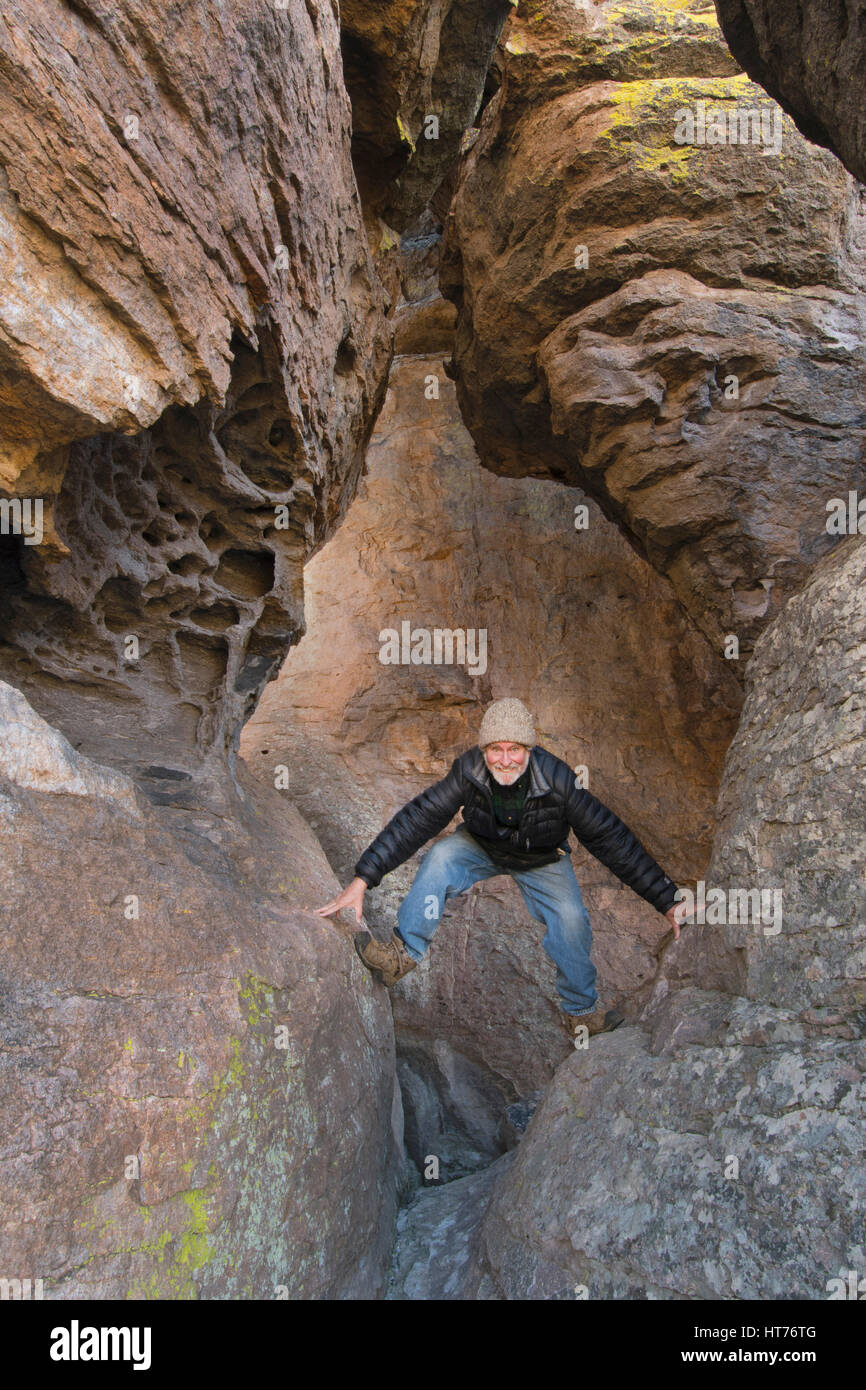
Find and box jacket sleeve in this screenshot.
[354,757,466,888]
[565,783,678,914]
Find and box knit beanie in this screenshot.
[478,698,536,749]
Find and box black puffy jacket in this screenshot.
[354,745,678,914]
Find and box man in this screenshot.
[316,698,686,1040]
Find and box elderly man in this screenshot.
[316,698,684,1039]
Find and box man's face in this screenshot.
[483,741,530,786]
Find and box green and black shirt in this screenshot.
[466,766,565,872]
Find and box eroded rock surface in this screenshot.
[0,682,406,1298]
[441,0,866,657]
[461,997,866,1299]
[340,0,512,230]
[0,0,391,782]
[654,533,866,1017]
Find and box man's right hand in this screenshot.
[315,876,367,924]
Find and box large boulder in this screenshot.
[656,533,866,1016]
[0,681,406,1297]
[460,995,866,1298]
[440,0,866,658]
[0,0,391,783]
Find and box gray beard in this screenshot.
[488,766,524,785]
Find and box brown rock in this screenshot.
[451,537,866,1301]
[0,0,392,780]
[340,0,512,229]
[440,0,866,658]
[241,342,741,1124]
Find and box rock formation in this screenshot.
[340,0,512,230]
[0,0,391,786]
[0,0,406,1302]
[0,679,407,1297]
[2,0,864,1306]
[715,0,866,186]
[440,0,866,658]
[660,533,866,1015]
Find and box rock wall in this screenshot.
[340,0,512,231]
[0,0,440,1302]
[241,226,742,1177]
[655,533,866,1016]
[2,0,864,1306]
[440,0,866,658]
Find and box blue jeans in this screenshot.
[396,825,598,1016]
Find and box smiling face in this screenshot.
[483,740,530,786]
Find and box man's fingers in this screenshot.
[314,899,343,916]
[314,887,365,920]
[314,897,360,919]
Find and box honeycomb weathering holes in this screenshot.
[212,548,276,599]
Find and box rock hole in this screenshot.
[335,331,357,376]
[168,555,205,578]
[213,548,275,599]
[188,601,241,632]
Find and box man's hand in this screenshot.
[664,899,689,941]
[315,876,367,925]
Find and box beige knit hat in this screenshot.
[478,698,536,749]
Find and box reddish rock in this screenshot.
[241,343,741,1118]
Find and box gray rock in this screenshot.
[466,1008,866,1299]
[665,535,866,1017]
[388,1152,515,1300]
[0,687,405,1299]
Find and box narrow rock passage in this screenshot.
[385,1051,542,1300]
[387,1153,515,1300]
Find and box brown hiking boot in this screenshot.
[562,1005,625,1040]
[354,931,418,987]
